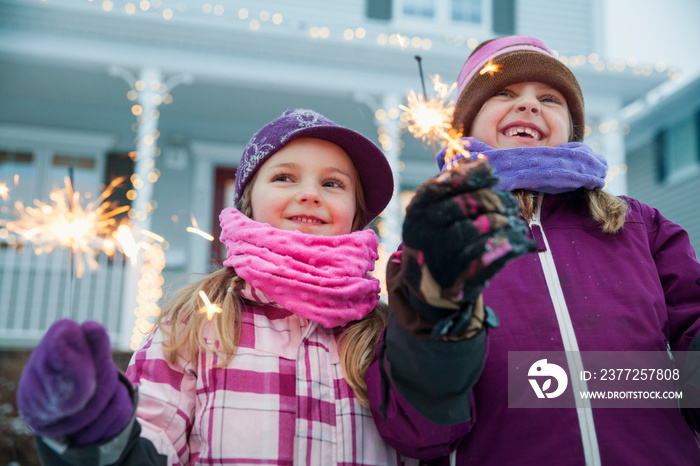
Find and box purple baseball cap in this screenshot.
[234,109,394,225]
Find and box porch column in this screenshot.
[600,126,628,196]
[110,66,192,350]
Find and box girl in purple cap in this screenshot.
[17,109,419,465]
[367,36,700,465]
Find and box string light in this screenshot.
[119,225,166,350]
[73,1,680,78]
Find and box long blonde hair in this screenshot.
[513,188,628,234]
[155,168,383,407]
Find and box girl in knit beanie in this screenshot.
[369,36,700,465]
[18,109,419,465]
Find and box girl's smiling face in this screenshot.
[249,138,358,236]
[469,81,572,149]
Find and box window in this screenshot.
[103,152,135,223]
[657,113,700,182]
[0,150,34,204]
[0,124,114,211]
[367,0,393,20]
[492,0,515,34]
[452,0,481,23]
[50,154,97,195]
[403,0,435,18]
[211,166,237,265]
[391,0,491,28]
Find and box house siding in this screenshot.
[517,0,592,55]
[625,77,700,255]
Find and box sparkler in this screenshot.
[399,59,458,150]
[198,290,222,321]
[0,176,130,278]
[400,57,490,167]
[441,136,488,170]
[0,183,8,201]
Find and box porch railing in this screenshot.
[0,242,127,348]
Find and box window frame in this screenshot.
[657,112,700,185]
[391,0,492,34]
[0,124,115,202]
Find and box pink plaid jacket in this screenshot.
[126,302,414,466]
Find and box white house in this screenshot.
[0,0,676,349]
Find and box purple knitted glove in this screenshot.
[17,319,133,446]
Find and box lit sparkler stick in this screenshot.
[198,290,222,321]
[68,167,76,319]
[399,73,457,149]
[186,214,214,241]
[0,183,8,201]
[438,131,487,170]
[415,56,428,100]
[0,176,130,278]
[401,57,497,166]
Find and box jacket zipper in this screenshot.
[529,193,601,466]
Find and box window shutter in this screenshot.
[492,0,515,35]
[655,130,667,183]
[367,0,392,20]
[696,111,700,165]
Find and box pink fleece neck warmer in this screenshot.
[219,208,381,328]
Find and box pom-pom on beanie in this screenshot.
[233,109,394,226]
[451,35,585,142]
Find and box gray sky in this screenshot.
[605,0,700,79]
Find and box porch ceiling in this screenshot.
[0,0,674,180]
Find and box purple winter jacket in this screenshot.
[368,192,700,465]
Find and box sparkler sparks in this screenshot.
[401,62,490,168]
[0,176,130,278]
[399,74,457,147]
[0,183,8,201]
[441,136,488,170]
[186,214,214,241]
[198,290,222,321]
[479,59,502,76]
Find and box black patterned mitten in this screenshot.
[402,158,535,337]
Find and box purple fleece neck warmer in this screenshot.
[436,138,608,193]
